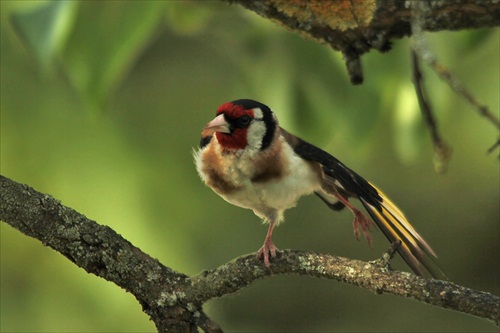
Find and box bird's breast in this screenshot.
[195,136,322,216]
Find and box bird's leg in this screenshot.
[334,194,373,246]
[257,221,278,267]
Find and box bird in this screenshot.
[194,99,443,278]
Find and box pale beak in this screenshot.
[203,114,231,134]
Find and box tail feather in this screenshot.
[381,195,437,257]
[360,185,445,279]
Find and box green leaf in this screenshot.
[61,1,165,112]
[10,0,77,69]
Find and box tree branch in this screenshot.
[225,0,500,83]
[405,0,499,170]
[411,49,452,174]
[189,250,499,325]
[0,175,203,332]
[1,174,499,331]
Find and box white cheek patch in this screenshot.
[246,108,267,150]
[252,108,264,119]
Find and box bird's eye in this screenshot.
[238,115,252,127]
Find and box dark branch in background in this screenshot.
[487,138,500,158]
[226,0,500,84]
[411,8,500,133]
[410,2,500,166]
[410,2,452,174]
[1,175,499,331]
[224,0,499,169]
[411,49,452,174]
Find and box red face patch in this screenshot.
[216,129,248,150]
[217,102,255,119]
[215,102,255,150]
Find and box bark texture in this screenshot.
[1,175,498,331]
[227,0,500,83]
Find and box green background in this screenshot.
[1,1,498,332]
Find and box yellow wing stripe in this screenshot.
[360,185,444,278]
[369,183,437,257]
[363,201,425,275]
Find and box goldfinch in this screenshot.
[194,99,442,278]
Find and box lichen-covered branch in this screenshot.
[188,250,499,325]
[225,0,500,83]
[1,175,499,331]
[0,175,208,332]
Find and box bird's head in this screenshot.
[201,99,277,151]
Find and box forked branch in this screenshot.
[1,175,499,331]
[225,0,500,84]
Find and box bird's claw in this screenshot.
[257,240,278,267]
[352,209,373,246]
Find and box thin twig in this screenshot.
[411,2,500,131]
[370,240,401,270]
[411,49,452,174]
[229,0,500,85]
[487,138,500,159]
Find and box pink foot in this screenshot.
[256,239,278,267]
[352,209,373,246]
[333,194,373,246]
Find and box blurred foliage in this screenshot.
[1,1,499,332]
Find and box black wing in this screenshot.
[280,128,381,206]
[281,128,445,279]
